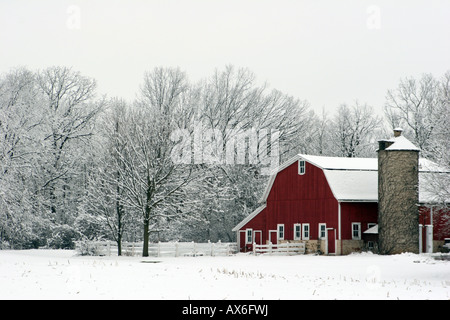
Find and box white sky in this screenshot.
[1,0,449,114]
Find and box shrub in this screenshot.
[75,238,105,256]
[48,224,80,249]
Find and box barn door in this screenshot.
[254,231,262,245]
[327,228,336,255]
[239,231,246,252]
[269,230,277,244]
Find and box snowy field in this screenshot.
[0,249,449,300]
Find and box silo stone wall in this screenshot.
[378,145,420,254]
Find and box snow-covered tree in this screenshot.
[385,71,450,236]
[173,66,313,242]
[384,73,443,156]
[36,66,102,225]
[330,102,382,158]
[0,67,46,248]
[84,98,135,254]
[117,67,199,256]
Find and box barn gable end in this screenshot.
[234,155,379,254]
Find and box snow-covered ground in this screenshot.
[0,249,449,300]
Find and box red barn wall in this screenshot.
[241,160,338,245]
[340,202,378,239]
[419,206,450,241]
[237,158,450,254]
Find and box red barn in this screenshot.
[232,153,450,255]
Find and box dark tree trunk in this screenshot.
[117,234,122,256]
[143,217,149,257]
[142,176,153,257]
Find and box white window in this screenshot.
[294,224,301,240]
[352,223,361,240]
[319,223,327,239]
[277,224,285,241]
[246,229,253,244]
[298,160,306,175]
[302,223,310,240]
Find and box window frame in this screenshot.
[302,223,310,240]
[245,229,253,244]
[318,223,327,240]
[298,160,306,175]
[294,223,302,240]
[277,224,285,241]
[352,222,361,240]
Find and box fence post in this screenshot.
[175,241,179,257]
[253,242,256,255]
[269,241,273,255]
[217,240,221,256]
[157,241,161,257]
[208,240,212,257]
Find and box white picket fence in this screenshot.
[253,242,305,255]
[75,240,238,257]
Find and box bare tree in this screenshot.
[36,66,102,223]
[117,67,197,256]
[420,71,450,218]
[330,102,382,157]
[86,99,133,255]
[297,108,330,156]
[430,71,450,166]
[0,68,41,177]
[385,70,450,204]
[0,67,45,248]
[180,66,312,241]
[384,73,442,155]
[198,66,311,162]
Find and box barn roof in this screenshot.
[259,154,449,204]
[232,204,266,232]
[300,154,377,171]
[364,224,378,234]
[301,154,378,202]
[324,170,378,202]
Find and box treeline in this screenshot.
[0,65,448,255]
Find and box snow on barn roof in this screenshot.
[259,154,449,204]
[301,154,379,202]
[419,158,450,172]
[364,224,378,234]
[324,170,378,202]
[299,154,379,202]
[299,154,377,171]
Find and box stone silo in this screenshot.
[377,128,420,254]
